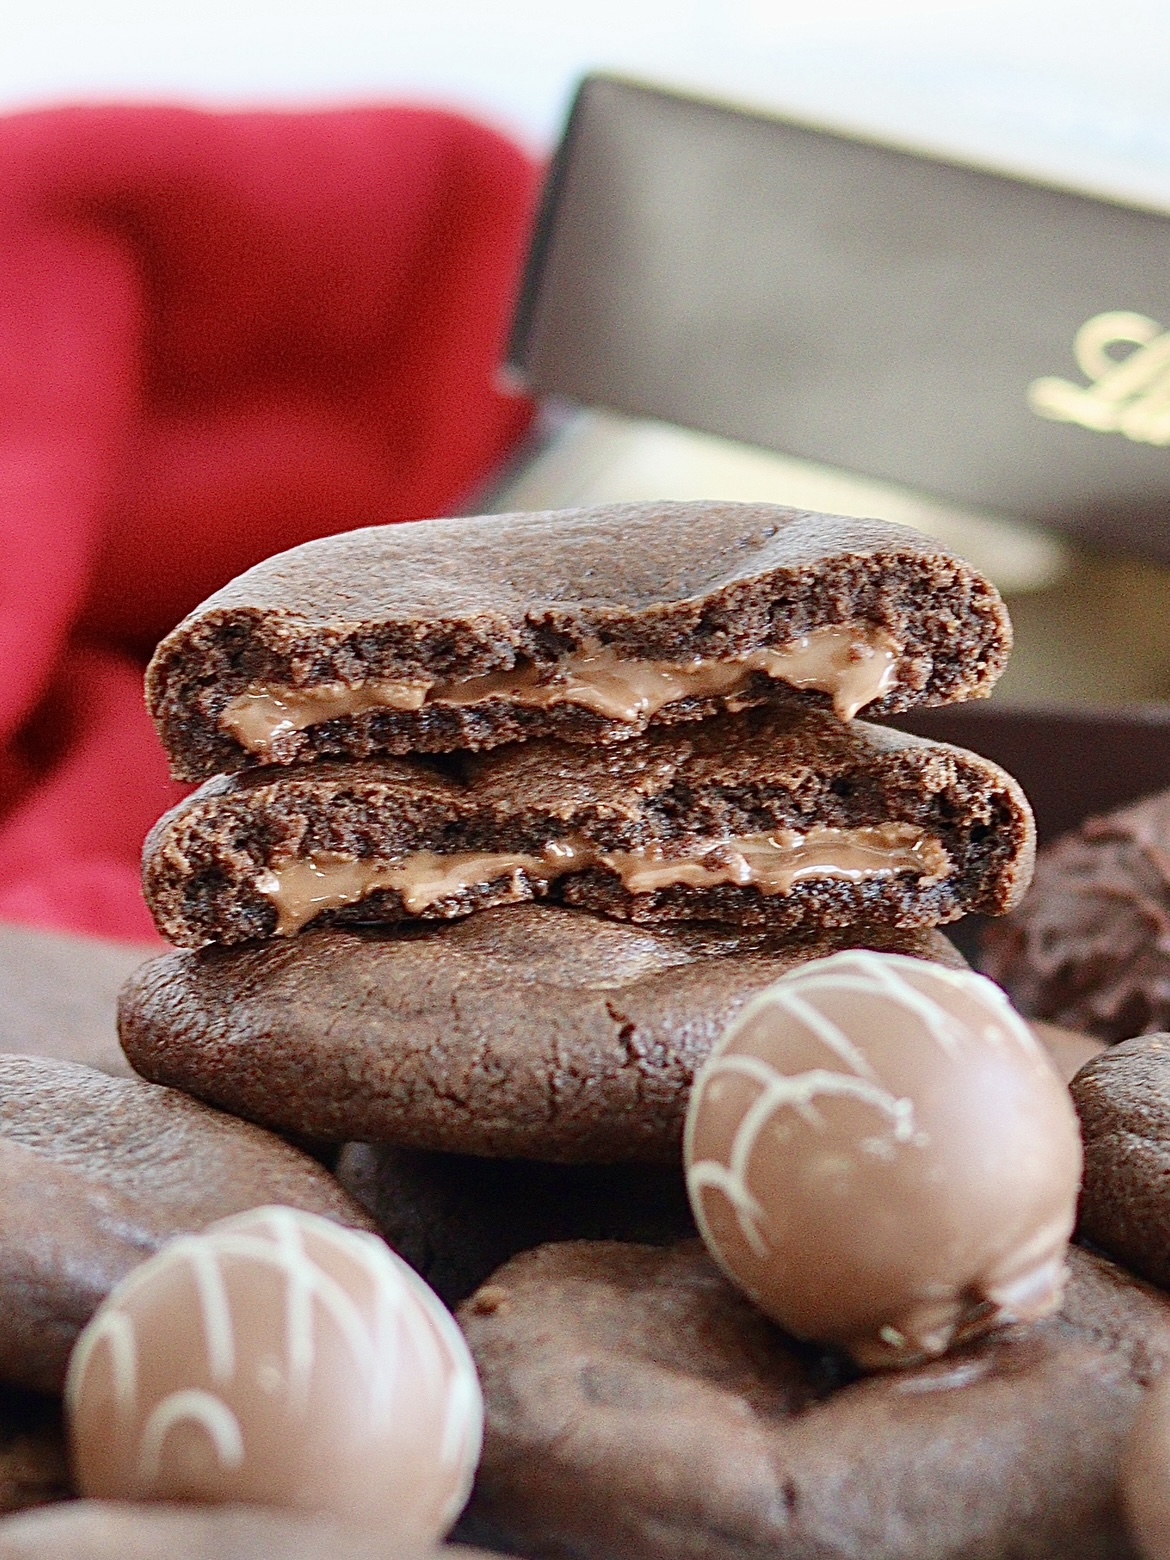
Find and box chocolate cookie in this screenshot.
[457,1239,1170,1560]
[0,1389,67,1519]
[0,923,157,1079]
[0,1503,503,1559]
[0,1055,372,1394]
[146,502,1012,780]
[119,907,965,1161]
[337,1145,695,1308]
[1071,1034,1170,1291]
[983,787,1170,1041]
[142,705,1033,948]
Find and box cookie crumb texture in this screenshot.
[458,1240,1170,1560]
[146,503,1012,780]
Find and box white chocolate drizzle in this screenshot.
[138,1390,245,1481]
[688,1052,917,1258]
[684,952,1049,1279]
[220,624,901,757]
[188,1239,236,1384]
[741,949,1041,1060]
[72,1309,137,1417]
[254,824,950,936]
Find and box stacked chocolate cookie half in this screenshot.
[121,501,1032,1198]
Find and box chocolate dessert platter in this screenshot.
[8,493,1170,1560]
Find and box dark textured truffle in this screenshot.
[118,906,964,1161]
[983,787,1170,1041]
[146,502,1013,780]
[1071,1034,1170,1291]
[141,705,1034,948]
[457,1239,1170,1560]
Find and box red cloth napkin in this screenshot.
[0,104,538,944]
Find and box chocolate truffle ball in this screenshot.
[65,1206,483,1539]
[983,788,1170,1041]
[684,950,1083,1368]
[1122,1374,1170,1560]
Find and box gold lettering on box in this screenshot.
[1028,311,1170,446]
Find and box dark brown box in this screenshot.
[511,75,1170,562]
[902,704,1170,847]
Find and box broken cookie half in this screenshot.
[142,705,1034,949]
[146,502,1012,780]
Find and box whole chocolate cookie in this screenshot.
[0,1503,504,1560]
[146,502,1012,780]
[0,1055,372,1394]
[983,787,1170,1041]
[1071,1034,1170,1290]
[142,704,1033,948]
[119,906,965,1161]
[457,1239,1170,1560]
[338,1145,695,1308]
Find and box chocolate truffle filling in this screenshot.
[142,706,1033,948]
[220,626,900,760]
[254,823,946,937]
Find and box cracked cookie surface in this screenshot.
[119,906,963,1160]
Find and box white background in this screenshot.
[1,0,1169,209]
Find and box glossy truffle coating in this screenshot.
[65,1207,482,1539]
[1123,1374,1170,1560]
[684,951,1082,1368]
